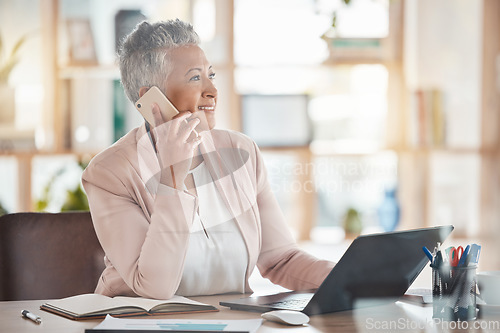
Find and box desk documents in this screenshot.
[86,315,262,333]
[40,294,218,320]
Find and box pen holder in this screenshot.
[432,265,477,321]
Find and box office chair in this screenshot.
[0,211,105,301]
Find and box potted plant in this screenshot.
[343,207,362,238]
[0,32,29,124]
[35,160,90,212]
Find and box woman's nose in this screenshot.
[202,80,217,99]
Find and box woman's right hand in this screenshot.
[150,103,203,189]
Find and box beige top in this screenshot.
[176,161,247,296]
[82,126,334,299]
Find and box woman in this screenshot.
[82,19,334,300]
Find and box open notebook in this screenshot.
[41,293,218,320]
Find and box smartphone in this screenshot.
[135,86,180,126]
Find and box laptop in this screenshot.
[220,225,454,315]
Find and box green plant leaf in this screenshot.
[35,199,48,212]
[0,32,30,84]
[0,57,19,84]
[9,33,29,59]
[0,200,8,216]
[61,185,89,211]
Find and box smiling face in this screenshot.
[163,44,217,131]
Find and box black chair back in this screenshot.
[0,212,105,301]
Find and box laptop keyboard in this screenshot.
[264,298,309,310]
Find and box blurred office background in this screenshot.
[0,0,499,269]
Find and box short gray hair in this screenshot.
[118,19,200,103]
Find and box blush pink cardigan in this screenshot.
[82,125,334,299]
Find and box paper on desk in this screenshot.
[90,315,262,332]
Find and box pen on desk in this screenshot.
[21,310,42,324]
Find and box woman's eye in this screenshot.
[189,75,201,81]
[209,72,216,79]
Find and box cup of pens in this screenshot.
[424,243,481,321]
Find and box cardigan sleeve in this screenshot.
[82,158,198,299]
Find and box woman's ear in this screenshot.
[139,86,150,98]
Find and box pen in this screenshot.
[457,244,470,267]
[21,310,42,324]
[422,246,434,262]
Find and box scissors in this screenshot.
[447,246,464,267]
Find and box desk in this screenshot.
[2,294,500,333]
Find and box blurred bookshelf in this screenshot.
[235,0,404,240]
[234,0,499,243]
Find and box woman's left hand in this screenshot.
[150,104,202,189]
